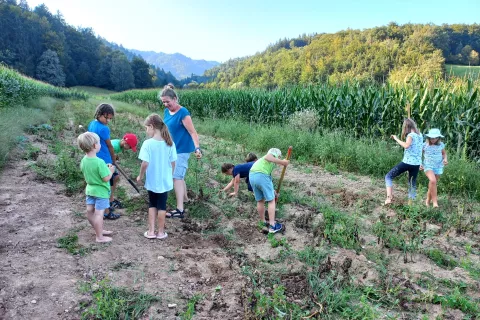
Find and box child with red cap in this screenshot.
[112,133,138,154]
[109,133,138,211]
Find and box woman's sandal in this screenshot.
[166,208,184,219]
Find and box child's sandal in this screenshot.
[166,209,184,219]
[110,199,123,209]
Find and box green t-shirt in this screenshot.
[250,156,276,175]
[80,156,111,198]
[111,139,122,154]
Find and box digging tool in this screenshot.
[275,146,293,203]
[115,163,141,194]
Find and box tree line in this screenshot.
[0,0,179,90]
[205,23,480,88]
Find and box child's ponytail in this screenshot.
[144,114,174,146]
[160,123,173,146]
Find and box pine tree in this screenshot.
[110,54,134,91]
[131,56,153,88]
[36,49,65,86]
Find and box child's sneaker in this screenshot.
[269,222,285,234]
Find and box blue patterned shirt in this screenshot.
[423,142,445,169]
[402,132,423,165]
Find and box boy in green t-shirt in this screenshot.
[109,133,138,211]
[249,148,289,233]
[78,132,116,242]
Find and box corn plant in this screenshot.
[112,77,480,161]
[0,65,88,108]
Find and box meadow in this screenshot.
[1,68,480,319]
[446,64,480,79]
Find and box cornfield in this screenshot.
[113,79,480,161]
[0,65,88,108]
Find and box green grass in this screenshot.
[0,97,59,169]
[195,118,480,201]
[8,92,480,319]
[424,248,458,269]
[81,279,159,320]
[179,294,204,320]
[57,229,94,256]
[72,86,115,95]
[446,64,480,79]
[318,205,361,250]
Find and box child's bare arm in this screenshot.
[172,161,176,175]
[229,174,241,196]
[102,164,115,181]
[391,135,412,149]
[223,178,234,192]
[136,161,149,182]
[105,139,116,165]
[420,149,425,170]
[265,153,289,166]
[442,149,448,165]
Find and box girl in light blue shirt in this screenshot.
[137,114,177,240]
[385,118,423,205]
[421,128,448,208]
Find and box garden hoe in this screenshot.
[116,163,141,194]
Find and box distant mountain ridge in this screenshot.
[129,49,219,80]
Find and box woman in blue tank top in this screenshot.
[159,86,202,218]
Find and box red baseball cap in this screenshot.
[123,133,138,152]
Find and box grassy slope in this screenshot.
[72,86,115,95]
[17,96,479,319]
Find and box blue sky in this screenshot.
[26,0,479,62]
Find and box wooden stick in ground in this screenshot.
[275,146,293,203]
[115,163,141,194]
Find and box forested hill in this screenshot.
[0,1,177,90]
[205,23,480,88]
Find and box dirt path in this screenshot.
[0,140,247,319]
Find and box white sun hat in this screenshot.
[425,128,444,138]
[268,148,282,158]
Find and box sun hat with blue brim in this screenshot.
[425,128,444,138]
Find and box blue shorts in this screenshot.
[86,195,110,210]
[424,167,443,175]
[249,172,274,202]
[173,153,190,180]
